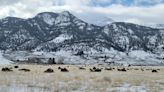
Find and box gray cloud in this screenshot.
[0,0,20,6]
[0,0,164,25]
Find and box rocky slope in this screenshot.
[0,11,163,52]
[0,11,164,65]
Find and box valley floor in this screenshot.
[0,64,164,92]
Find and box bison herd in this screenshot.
[1,66,70,73]
[1,65,160,73]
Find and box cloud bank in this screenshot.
[0,0,164,25]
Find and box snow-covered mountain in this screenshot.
[148,24,164,29]
[73,13,115,26]
[95,17,115,26]
[0,11,164,65]
[154,24,164,29]
[90,17,115,26]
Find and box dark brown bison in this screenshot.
[44,68,54,73]
[117,68,126,72]
[19,68,30,72]
[79,67,86,70]
[60,68,69,72]
[1,67,13,72]
[152,70,158,73]
[90,67,102,72]
[14,66,19,68]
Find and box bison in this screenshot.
[19,68,30,72]
[1,67,13,72]
[44,68,54,73]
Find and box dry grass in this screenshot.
[0,64,164,92]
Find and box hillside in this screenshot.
[0,11,164,65]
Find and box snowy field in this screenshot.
[0,52,11,65]
[0,65,164,92]
[2,50,164,66]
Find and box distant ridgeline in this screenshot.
[0,11,163,54]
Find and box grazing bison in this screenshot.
[117,68,126,72]
[60,68,69,72]
[58,67,61,70]
[90,69,101,72]
[1,67,13,72]
[79,67,86,70]
[90,67,102,72]
[93,67,96,70]
[152,70,158,73]
[128,64,131,67]
[19,68,30,72]
[44,68,54,73]
[14,66,19,68]
[94,69,101,72]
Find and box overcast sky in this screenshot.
[0,0,164,25]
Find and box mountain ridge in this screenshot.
[0,11,163,53]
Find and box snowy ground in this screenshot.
[2,49,164,66]
[0,65,164,92]
[0,51,11,64]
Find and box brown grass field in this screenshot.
[0,64,164,92]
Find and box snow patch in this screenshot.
[50,34,73,43]
[41,14,55,25]
[108,84,147,92]
[0,51,11,64]
[128,29,134,34]
[129,50,154,60]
